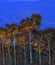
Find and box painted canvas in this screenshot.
[0,0,55,65]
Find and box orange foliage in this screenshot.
[0,30,6,39]
[16,34,26,46]
[5,39,11,46]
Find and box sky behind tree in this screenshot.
[0,0,55,30]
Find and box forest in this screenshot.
[0,14,55,65]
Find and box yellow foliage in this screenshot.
[33,42,38,47]
[0,35,4,39]
[0,31,6,39]
[17,35,25,42]
[14,30,18,34]
[5,39,11,46]
[16,34,26,46]
[21,25,33,33]
[34,47,43,53]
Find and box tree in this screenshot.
[32,29,44,65]
[16,33,27,65]
[20,14,42,65]
[42,28,55,65]
[4,38,12,65]
[21,18,33,64]
[5,23,20,65]
[31,14,42,28]
[0,28,6,65]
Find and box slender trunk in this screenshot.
[38,45,41,65]
[47,36,51,65]
[23,42,27,65]
[19,45,22,65]
[29,43,32,64]
[29,32,32,64]
[7,47,12,65]
[14,38,16,65]
[2,41,5,65]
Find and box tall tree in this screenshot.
[20,14,42,65]
[42,28,54,65]
[4,38,12,65]
[5,24,20,65]
[32,29,44,65]
[16,33,27,65]
[0,28,6,65]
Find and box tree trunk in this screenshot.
[47,36,51,65]
[38,45,42,65]
[14,38,16,65]
[2,41,5,65]
[7,47,12,65]
[29,32,33,64]
[19,45,22,65]
[23,42,27,65]
[29,43,32,64]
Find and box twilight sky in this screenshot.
[0,0,55,30]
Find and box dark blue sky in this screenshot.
[0,0,55,30]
